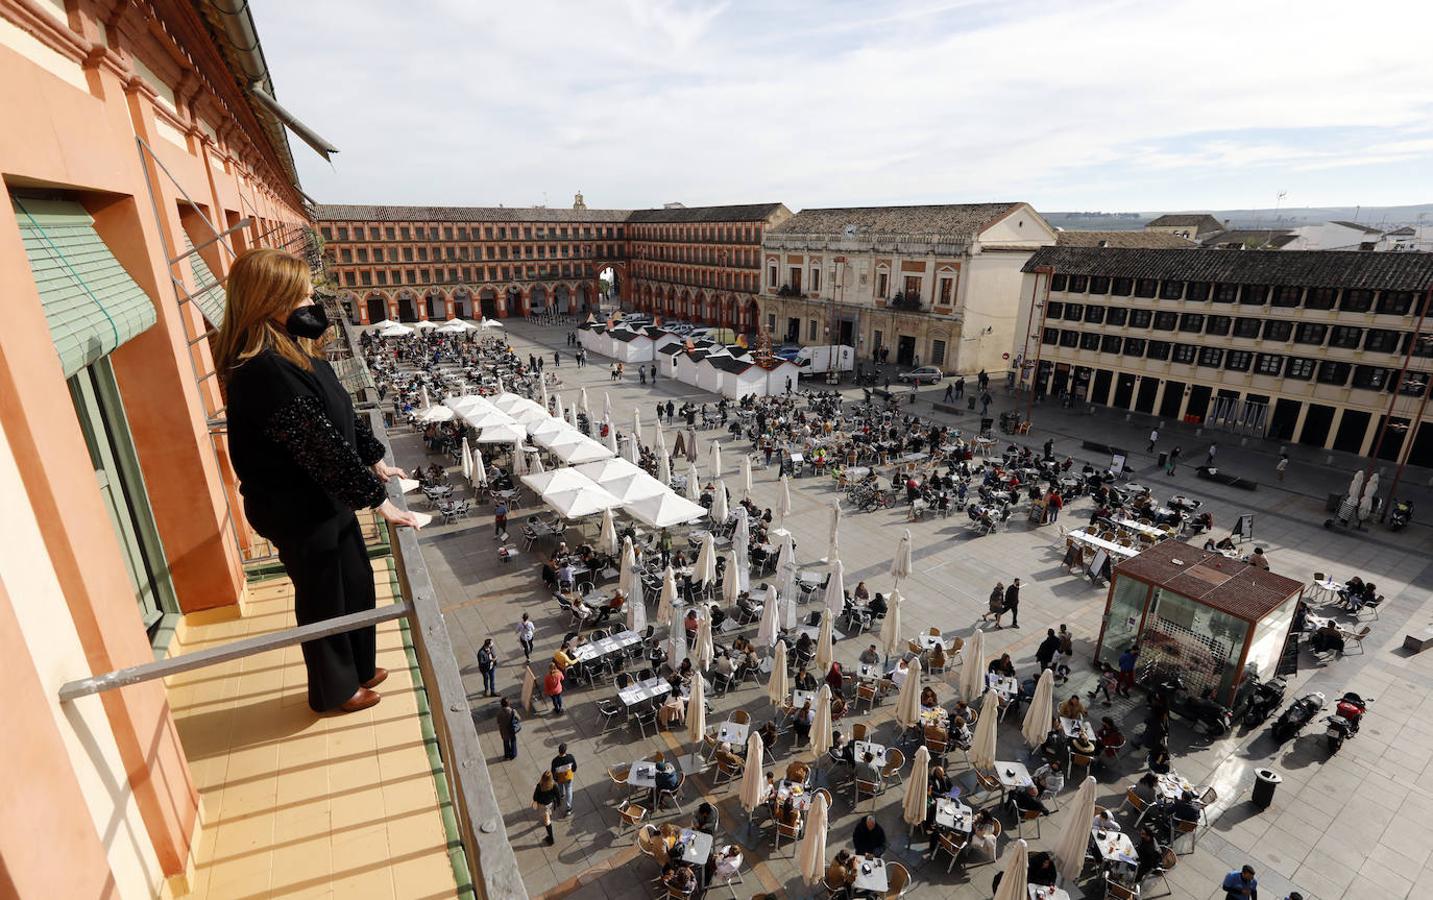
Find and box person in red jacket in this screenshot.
[544,662,566,715]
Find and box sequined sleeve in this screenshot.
[353,413,388,466]
[263,396,388,510]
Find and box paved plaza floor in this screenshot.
[389,319,1433,899]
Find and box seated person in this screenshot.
[987,653,1016,678]
[661,861,698,894]
[757,720,780,751]
[1034,758,1066,796]
[851,815,888,858]
[889,658,911,688]
[825,849,856,892]
[676,658,695,683]
[856,751,883,791]
[791,701,815,744]
[692,801,719,836]
[1071,729,1098,757]
[830,696,849,721]
[967,809,998,862]
[1038,730,1069,767]
[785,759,811,785]
[928,765,953,802]
[867,592,888,618]
[1134,827,1163,882]
[594,589,626,623]
[710,844,742,882]
[553,642,575,672]
[1310,622,1345,655]
[1096,717,1124,756]
[713,742,743,773]
[651,752,680,803]
[1092,807,1121,832]
[712,651,736,682]
[1131,772,1160,806]
[794,668,818,691]
[929,642,948,671]
[736,591,762,618]
[830,730,856,766]
[683,610,700,644]
[1011,784,1052,817]
[1058,694,1088,720]
[948,715,972,748]
[853,581,870,603]
[794,632,815,662]
[1171,790,1202,824]
[858,644,881,666]
[825,661,845,695]
[1027,851,1058,887]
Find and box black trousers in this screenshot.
[275,514,378,711]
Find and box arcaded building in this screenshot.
[1017,247,1433,465]
[316,200,791,326]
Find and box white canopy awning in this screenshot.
[625,492,708,528]
[527,419,577,446]
[489,393,526,412]
[475,422,527,443]
[574,457,645,484]
[520,467,595,496]
[549,436,615,464]
[543,484,623,518]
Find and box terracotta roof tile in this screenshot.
[1023,246,1433,290]
[1056,231,1196,249]
[769,203,1025,239]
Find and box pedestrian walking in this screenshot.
[1165,446,1181,476]
[544,661,566,715]
[1220,865,1258,899]
[550,743,578,816]
[943,382,954,402]
[1276,452,1289,481]
[1036,628,1060,671]
[650,363,658,382]
[1003,578,1021,628]
[516,613,535,661]
[496,696,521,760]
[1043,438,1054,460]
[1116,646,1138,696]
[979,392,993,416]
[494,499,509,538]
[1206,442,1217,466]
[477,638,498,696]
[955,378,966,399]
[553,350,560,367]
[1147,428,1159,453]
[639,368,647,385]
[1055,625,1074,683]
[532,771,560,845]
[983,582,1005,627]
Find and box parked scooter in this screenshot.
[1151,675,1234,736]
[1325,692,1370,754]
[1389,499,1413,531]
[1271,691,1325,742]
[1242,676,1288,728]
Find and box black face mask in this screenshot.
[285,304,329,339]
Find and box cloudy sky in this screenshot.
[256,0,1433,213]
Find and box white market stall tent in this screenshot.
[713,356,768,399]
[761,358,802,395]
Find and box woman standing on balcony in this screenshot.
[217,249,420,714]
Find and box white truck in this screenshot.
[793,344,855,376]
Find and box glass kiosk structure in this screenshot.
[1094,540,1304,704]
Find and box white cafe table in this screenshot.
[852,740,888,767]
[994,760,1033,790]
[849,856,888,894]
[716,721,749,745]
[934,797,973,832]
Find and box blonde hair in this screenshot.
[214,248,318,385]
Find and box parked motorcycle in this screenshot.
[1390,499,1413,531]
[1270,691,1325,742]
[1242,676,1288,728]
[1325,692,1370,754]
[1150,675,1234,736]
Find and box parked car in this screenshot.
[897,366,944,384]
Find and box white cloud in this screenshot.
[253,0,1433,211]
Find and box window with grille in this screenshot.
[1294,322,1327,345]
[1172,344,1197,364]
[1106,307,1128,327]
[1085,305,1105,324]
[1362,329,1399,353]
[1316,360,1350,385]
[1059,330,1079,347]
[1123,338,1146,357]
[1306,287,1337,310]
[1328,325,1362,349]
[1089,276,1110,294]
[1241,285,1269,305]
[1286,358,1315,380]
[1214,284,1239,303]
[1130,309,1152,328]
[1042,328,1058,345]
[1146,340,1170,361]
[1197,346,1223,367]
[1068,275,1088,293]
[1233,318,1261,338]
[1063,303,1084,321]
[1050,274,1068,292]
[1351,366,1391,390]
[1273,286,1302,308]
[1134,279,1158,298]
[1046,301,1064,319]
[1152,311,1177,331]
[1225,350,1252,372]
[1263,320,1292,341]
[1101,335,1123,354]
[1340,289,1372,313]
[1160,281,1185,300]
[1186,282,1210,302]
[1205,316,1231,336]
[1377,291,1415,315]
[1080,332,1101,351]
[1179,313,1204,333]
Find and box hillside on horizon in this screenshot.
[1044,203,1433,232]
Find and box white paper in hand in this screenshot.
[398,478,422,494]
[409,511,432,529]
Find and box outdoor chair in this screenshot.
[655,773,688,814]
[1345,626,1372,654]
[617,799,648,837]
[597,700,626,734]
[932,829,966,872]
[631,703,659,739]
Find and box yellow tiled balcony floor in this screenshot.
[165,557,461,899]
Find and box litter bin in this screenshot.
[1252,768,1282,809]
[1157,451,1169,469]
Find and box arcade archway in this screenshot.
[452,288,472,320]
[480,288,499,319]
[424,289,445,320]
[365,294,387,323]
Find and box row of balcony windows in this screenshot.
[334,243,620,264]
[1044,302,1432,356]
[1047,274,1422,316]
[339,264,596,287]
[1040,327,1429,396]
[323,224,623,242]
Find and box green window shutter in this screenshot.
[13,197,158,379]
[182,232,227,327]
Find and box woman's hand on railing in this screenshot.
[371,461,407,483]
[379,499,423,529]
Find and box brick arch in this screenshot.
[681,289,694,321]
[422,287,450,320]
[745,297,762,332]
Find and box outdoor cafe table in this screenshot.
[571,630,640,664]
[775,779,813,809]
[919,634,947,652]
[1060,716,1096,743]
[852,740,889,767]
[985,674,1019,700]
[1113,518,1165,540]
[674,828,713,866]
[1029,885,1072,900]
[1091,828,1136,865]
[856,662,884,682]
[934,798,973,832]
[1067,530,1138,560]
[1156,771,1195,802]
[791,689,818,711]
[619,676,672,707]
[716,721,750,745]
[994,760,1034,790]
[1311,577,1342,604]
[850,856,889,894]
[626,759,661,788]
[796,623,846,643]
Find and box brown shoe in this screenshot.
[337,687,381,713]
[362,668,389,689]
